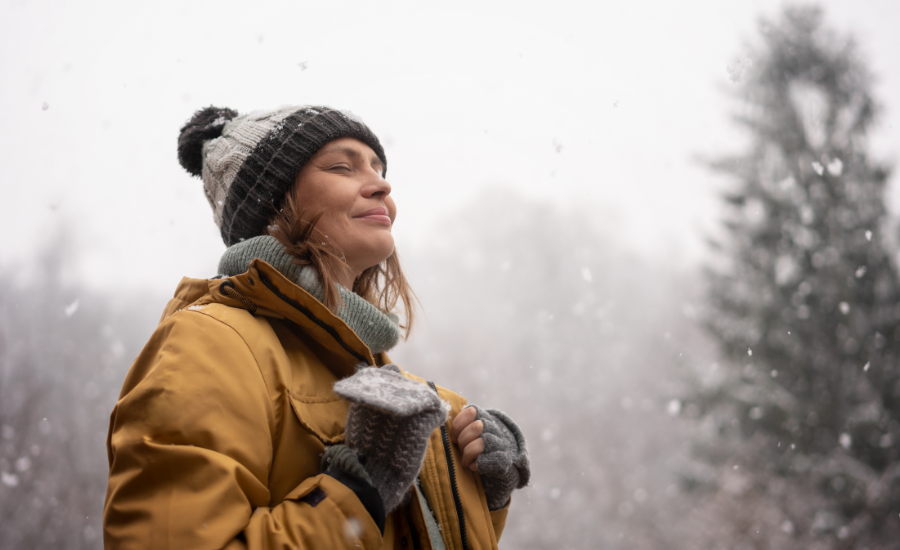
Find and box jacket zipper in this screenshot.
[428,381,470,550]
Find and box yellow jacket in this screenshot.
[104,259,508,549]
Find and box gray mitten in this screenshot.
[470,406,531,510]
[333,364,449,513]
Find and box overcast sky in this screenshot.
[2,0,898,294]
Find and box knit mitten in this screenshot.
[333,364,449,513]
[470,406,531,510]
[320,444,386,533]
[321,444,373,485]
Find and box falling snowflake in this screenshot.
[839,433,852,449]
[747,348,753,356]
[811,161,825,176]
[827,158,843,176]
[41,102,49,111]
[15,456,31,472]
[726,57,753,83]
[297,61,308,71]
[855,266,867,278]
[1,472,19,487]
[581,267,592,283]
[865,230,873,241]
[839,302,850,315]
[863,362,871,372]
[64,300,79,317]
[342,517,363,540]
[666,399,681,416]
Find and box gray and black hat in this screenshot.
[178,105,387,247]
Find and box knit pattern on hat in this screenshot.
[179,105,387,247]
[471,405,531,510]
[334,365,450,513]
[217,235,401,353]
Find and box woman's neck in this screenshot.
[332,261,358,289]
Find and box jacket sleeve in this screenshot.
[103,310,382,550]
[489,504,510,542]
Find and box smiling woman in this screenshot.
[102,105,530,550]
[268,137,407,315]
[293,138,395,278]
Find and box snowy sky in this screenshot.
[1,0,898,294]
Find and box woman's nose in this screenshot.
[362,169,391,198]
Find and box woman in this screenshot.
[103,105,530,549]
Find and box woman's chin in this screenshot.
[372,234,396,257]
[349,240,395,270]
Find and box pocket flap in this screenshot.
[288,391,350,444]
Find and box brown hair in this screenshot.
[266,191,417,337]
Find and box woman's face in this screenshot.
[292,137,396,278]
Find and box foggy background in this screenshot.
[2,1,900,549]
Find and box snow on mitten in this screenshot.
[334,364,449,513]
[470,406,531,510]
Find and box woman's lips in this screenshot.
[354,207,392,226]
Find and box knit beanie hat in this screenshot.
[177,105,387,247]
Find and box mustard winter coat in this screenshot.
[104,259,509,549]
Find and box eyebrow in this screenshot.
[317,145,385,171]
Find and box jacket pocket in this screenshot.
[288,391,350,444]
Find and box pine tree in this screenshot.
[694,6,900,548]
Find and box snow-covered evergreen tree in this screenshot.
[692,6,900,548]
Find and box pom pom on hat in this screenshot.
[177,106,239,176]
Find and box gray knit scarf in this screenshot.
[217,235,401,354]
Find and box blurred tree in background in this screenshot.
[0,237,159,549]
[691,5,900,549]
[394,189,712,550]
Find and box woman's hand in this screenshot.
[451,406,484,471]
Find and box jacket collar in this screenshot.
[188,259,377,378]
[217,235,400,354]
